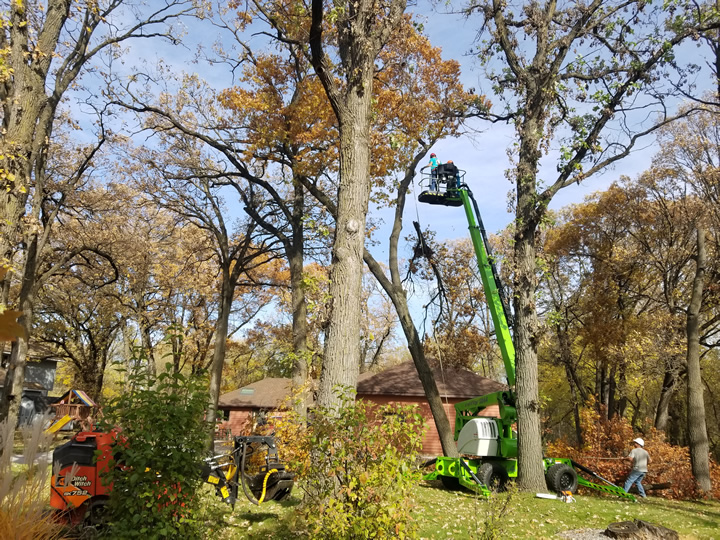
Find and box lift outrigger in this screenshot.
[418,163,635,502]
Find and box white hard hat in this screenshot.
[633,438,645,447]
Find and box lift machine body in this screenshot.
[418,165,635,501]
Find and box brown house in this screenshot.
[219,361,506,456]
[357,361,506,455]
[218,378,305,435]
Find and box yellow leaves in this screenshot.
[218,54,336,179]
[0,309,26,342]
[1,169,16,185]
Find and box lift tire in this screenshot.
[545,463,579,493]
[478,462,509,492]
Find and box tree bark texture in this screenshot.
[0,0,70,262]
[686,227,711,493]
[309,0,407,411]
[655,367,680,431]
[513,226,546,490]
[317,98,372,409]
[139,315,157,378]
[0,235,38,425]
[513,114,548,491]
[289,178,310,416]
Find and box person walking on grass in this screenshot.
[624,437,650,498]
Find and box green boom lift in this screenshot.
[418,162,635,501]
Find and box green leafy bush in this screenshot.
[99,363,209,539]
[280,391,426,539]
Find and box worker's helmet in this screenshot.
[633,438,645,447]
[447,160,453,164]
[430,153,436,157]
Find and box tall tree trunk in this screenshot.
[317,95,372,410]
[514,229,546,490]
[608,365,617,419]
[138,314,156,377]
[655,368,679,431]
[303,147,459,455]
[0,235,38,425]
[512,107,547,490]
[0,3,68,414]
[599,361,610,412]
[556,322,584,445]
[309,0,406,411]
[121,319,135,392]
[564,363,584,446]
[79,362,104,403]
[615,366,629,418]
[207,275,233,447]
[686,227,711,493]
[289,177,309,416]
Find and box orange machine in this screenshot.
[50,430,115,525]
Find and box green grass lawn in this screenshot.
[200,480,720,539]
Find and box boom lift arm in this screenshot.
[418,164,635,501]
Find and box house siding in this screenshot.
[357,394,500,456]
[226,409,252,435]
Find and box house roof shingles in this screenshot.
[219,378,295,409]
[357,360,506,399]
[219,360,506,409]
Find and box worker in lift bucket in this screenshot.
[428,153,440,191]
[623,437,650,498]
[445,160,460,189]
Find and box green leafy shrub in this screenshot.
[279,391,426,539]
[98,363,209,539]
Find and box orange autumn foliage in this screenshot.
[546,402,720,500]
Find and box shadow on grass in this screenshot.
[235,511,280,523]
[643,498,720,528]
[211,495,300,539]
[419,478,484,499]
